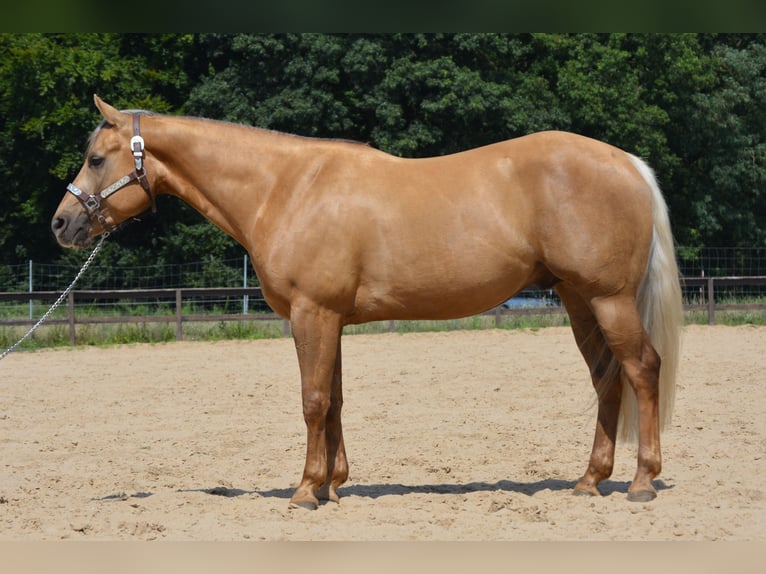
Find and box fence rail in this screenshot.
[1,277,765,345]
[0,287,287,344]
[680,276,766,325]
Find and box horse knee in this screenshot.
[302,391,331,425]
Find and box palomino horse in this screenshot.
[52,95,682,509]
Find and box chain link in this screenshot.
[1,233,109,361]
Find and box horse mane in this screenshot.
[86,108,370,152]
[283,131,371,147]
[188,115,371,148]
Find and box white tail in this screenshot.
[615,155,683,441]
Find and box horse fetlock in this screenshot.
[316,482,341,503]
[573,476,603,497]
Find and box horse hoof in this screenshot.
[627,490,657,502]
[289,499,319,511]
[572,488,597,497]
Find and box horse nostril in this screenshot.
[52,216,67,234]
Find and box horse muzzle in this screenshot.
[51,207,97,248]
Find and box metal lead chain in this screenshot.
[0,233,110,361]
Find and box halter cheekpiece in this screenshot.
[66,114,155,232]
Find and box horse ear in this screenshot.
[93,94,127,127]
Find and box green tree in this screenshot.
[365,33,568,156]
[680,39,766,247]
[0,33,192,266]
[186,33,568,157]
[536,34,672,174]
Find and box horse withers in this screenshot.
[52,95,682,509]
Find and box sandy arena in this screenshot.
[0,325,763,541]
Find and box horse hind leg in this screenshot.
[557,284,622,497]
[589,293,663,502]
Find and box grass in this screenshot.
[684,308,766,326]
[0,316,287,351]
[343,312,571,336]
[0,310,572,352]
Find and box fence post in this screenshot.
[28,260,33,320]
[494,305,501,327]
[707,276,715,325]
[243,254,249,315]
[283,319,290,337]
[68,291,76,345]
[175,289,183,341]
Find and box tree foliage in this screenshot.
[0,33,193,264]
[1,33,765,274]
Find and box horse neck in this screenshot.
[147,115,297,245]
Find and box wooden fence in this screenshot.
[1,277,765,345]
[0,288,286,344]
[680,276,766,325]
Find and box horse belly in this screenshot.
[344,178,542,323]
[351,241,538,323]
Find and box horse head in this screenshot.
[52,95,156,247]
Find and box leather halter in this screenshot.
[66,114,155,232]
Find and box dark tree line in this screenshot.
[2,33,765,276]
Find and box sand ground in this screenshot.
[0,325,763,541]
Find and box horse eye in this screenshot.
[89,155,105,168]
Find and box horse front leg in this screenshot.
[316,336,349,503]
[289,303,346,510]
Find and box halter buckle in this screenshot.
[130,134,145,171]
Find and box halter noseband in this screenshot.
[66,114,155,232]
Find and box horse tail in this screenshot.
[615,155,684,442]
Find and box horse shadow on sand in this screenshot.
[187,478,672,501]
[95,479,672,503]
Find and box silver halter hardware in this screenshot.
[131,134,145,171]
